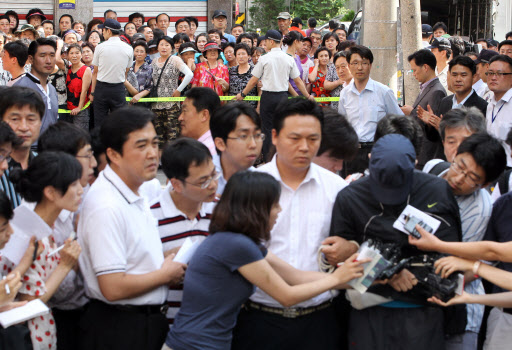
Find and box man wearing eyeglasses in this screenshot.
[150,138,218,325]
[423,132,507,349]
[338,45,403,175]
[486,54,512,168]
[178,87,221,156]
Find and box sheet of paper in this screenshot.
[173,237,203,264]
[0,299,50,328]
[393,204,441,236]
[0,232,31,265]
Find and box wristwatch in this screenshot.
[241,92,247,98]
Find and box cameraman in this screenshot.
[327,134,462,350]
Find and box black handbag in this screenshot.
[149,56,170,98]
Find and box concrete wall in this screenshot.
[54,0,94,26]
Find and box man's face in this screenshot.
[431,48,446,63]
[272,115,321,172]
[476,62,489,83]
[449,64,473,95]
[310,33,321,49]
[2,105,42,148]
[157,15,169,31]
[112,122,159,185]
[21,31,35,41]
[105,11,117,20]
[410,59,428,83]
[433,28,446,38]
[179,98,205,139]
[175,158,218,203]
[208,33,221,45]
[442,126,473,162]
[43,22,54,37]
[487,61,512,96]
[215,114,262,171]
[444,152,486,196]
[335,29,346,42]
[477,41,488,50]
[0,142,13,177]
[277,18,290,33]
[212,16,227,31]
[28,16,42,27]
[132,17,143,29]
[240,37,252,48]
[348,53,371,82]
[1,51,12,71]
[300,41,311,57]
[500,44,512,58]
[148,19,157,30]
[176,21,190,34]
[232,26,243,38]
[0,19,9,34]
[64,33,77,44]
[59,16,72,32]
[143,27,154,41]
[76,144,98,187]
[313,150,344,173]
[30,45,56,76]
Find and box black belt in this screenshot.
[358,142,374,149]
[97,81,124,86]
[503,308,512,315]
[244,300,332,319]
[91,299,168,315]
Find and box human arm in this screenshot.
[176,58,194,93]
[71,67,92,115]
[400,105,414,115]
[55,39,66,71]
[429,291,512,308]
[236,75,259,101]
[130,90,150,104]
[292,77,313,100]
[324,79,342,90]
[320,236,359,266]
[308,60,319,83]
[124,80,139,97]
[265,251,328,285]
[0,272,22,307]
[90,66,98,102]
[288,83,298,96]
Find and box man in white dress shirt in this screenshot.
[232,98,347,350]
[338,45,403,175]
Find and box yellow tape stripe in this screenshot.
[125,96,341,102]
[58,101,92,114]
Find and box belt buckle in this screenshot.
[160,304,169,315]
[282,307,298,318]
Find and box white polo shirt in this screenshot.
[78,165,167,305]
[92,36,133,84]
[251,47,300,92]
[250,155,347,308]
[486,87,512,167]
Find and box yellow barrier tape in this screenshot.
[58,101,92,114]
[126,96,341,102]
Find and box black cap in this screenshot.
[98,18,121,31]
[488,39,499,48]
[131,33,146,42]
[422,24,433,35]
[427,37,451,50]
[292,17,303,25]
[475,49,499,64]
[368,134,416,206]
[212,10,227,19]
[264,29,282,42]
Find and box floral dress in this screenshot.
[191,61,229,96]
[228,64,257,108]
[308,66,331,105]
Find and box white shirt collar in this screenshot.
[265,154,320,190]
[102,165,144,204]
[452,89,474,109]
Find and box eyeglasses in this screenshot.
[183,171,221,189]
[0,154,11,163]
[76,151,95,161]
[485,72,512,78]
[350,61,370,67]
[226,133,265,143]
[450,161,480,188]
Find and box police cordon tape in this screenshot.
[57,96,339,113]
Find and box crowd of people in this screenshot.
[0,5,512,350]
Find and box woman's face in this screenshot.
[190,22,197,35]
[236,49,249,65]
[9,16,17,30]
[174,40,183,53]
[224,46,235,62]
[158,40,172,56]
[65,34,77,44]
[269,202,282,231]
[325,37,338,51]
[133,46,147,62]
[125,23,136,37]
[68,47,82,65]
[252,50,261,64]
[82,47,93,64]
[241,38,252,48]
[335,56,352,82]
[301,41,311,56]
[208,33,221,45]
[73,23,85,36]
[0,216,13,250]
[205,49,218,61]
[181,51,195,63]
[54,180,84,212]
[196,36,207,52]
[88,32,101,47]
[318,50,330,66]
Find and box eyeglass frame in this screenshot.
[76,151,95,161]
[485,71,512,78]
[450,161,481,188]
[349,61,371,67]
[226,132,266,143]
[182,171,221,189]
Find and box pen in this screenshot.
[3,276,10,295]
[32,241,38,262]
[48,236,78,257]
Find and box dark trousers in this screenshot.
[231,303,340,350]
[348,306,445,350]
[260,91,288,159]
[0,325,32,350]
[341,144,373,177]
[79,300,168,350]
[93,81,126,127]
[53,306,86,350]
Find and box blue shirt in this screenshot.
[224,33,236,43]
[166,232,266,350]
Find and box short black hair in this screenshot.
[448,55,476,75]
[338,40,355,51]
[37,121,91,156]
[137,25,149,34]
[129,12,145,23]
[0,190,13,221]
[210,171,280,243]
[308,17,317,28]
[317,109,358,160]
[433,22,448,33]
[334,27,347,37]
[408,49,437,71]
[347,45,374,64]
[5,11,19,32]
[231,24,244,32]
[222,42,235,52]
[184,87,221,117]
[156,13,170,22]
[90,127,105,178]
[374,114,424,155]
[314,46,332,59]
[322,32,340,47]
[152,28,165,41]
[184,16,199,28]
[133,40,149,52]
[3,41,28,67]
[439,107,486,141]
[11,151,82,203]
[0,121,22,148]
[175,18,191,30]
[210,102,261,153]
[0,15,10,23]
[498,40,512,51]
[104,9,117,18]
[27,8,44,20]
[328,20,338,30]
[157,36,174,49]
[0,86,45,121]
[100,106,154,156]
[85,30,104,43]
[59,14,74,24]
[273,97,324,135]
[236,33,254,46]
[28,37,57,57]
[506,31,512,40]
[86,19,103,34]
[234,43,251,56]
[173,33,190,44]
[161,138,212,180]
[456,133,507,183]
[488,54,512,71]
